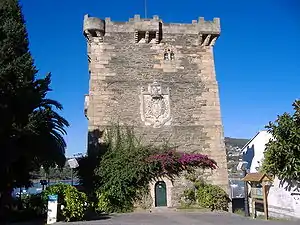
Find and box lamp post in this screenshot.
[67,157,79,186]
[243,168,250,217]
[237,160,250,217]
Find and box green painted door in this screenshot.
[155,181,167,207]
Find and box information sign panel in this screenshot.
[47,194,58,224]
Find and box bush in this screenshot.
[96,191,134,213]
[42,183,88,222]
[181,177,230,211]
[95,191,112,213]
[182,189,196,204]
[22,193,45,217]
[196,183,230,211]
[3,194,45,223]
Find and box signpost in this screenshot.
[242,173,272,220]
[40,179,48,190]
[67,158,79,185]
[47,194,58,224]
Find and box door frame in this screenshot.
[155,181,167,207]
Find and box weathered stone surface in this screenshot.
[83,14,229,208]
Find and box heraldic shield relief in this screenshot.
[140,81,171,128]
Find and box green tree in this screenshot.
[0,0,69,216]
[263,100,300,181]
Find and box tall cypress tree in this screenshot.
[0,0,69,216]
[0,0,37,124]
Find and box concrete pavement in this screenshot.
[57,211,300,225]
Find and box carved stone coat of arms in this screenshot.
[140,81,171,128]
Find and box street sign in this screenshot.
[47,195,58,224]
[67,158,79,169]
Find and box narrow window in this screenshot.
[164,52,169,60]
[164,49,175,61]
[170,51,175,60]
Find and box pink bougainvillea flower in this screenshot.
[147,149,217,175]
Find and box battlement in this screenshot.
[83,14,220,39]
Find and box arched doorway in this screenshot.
[155,181,167,207]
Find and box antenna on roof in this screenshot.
[144,0,147,18]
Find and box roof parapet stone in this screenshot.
[83,14,220,37]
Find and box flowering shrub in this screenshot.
[21,193,45,217]
[179,153,217,168]
[42,183,88,221]
[148,149,217,175]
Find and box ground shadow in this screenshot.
[279,178,300,192]
[3,219,45,225]
[83,212,111,221]
[232,198,245,213]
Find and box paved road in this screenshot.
[57,212,300,225]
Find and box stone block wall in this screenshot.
[83,14,229,207]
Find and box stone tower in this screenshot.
[83,14,228,207]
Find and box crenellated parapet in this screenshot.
[83,14,220,45]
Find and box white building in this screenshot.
[242,130,300,219]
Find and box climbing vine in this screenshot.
[77,124,217,212]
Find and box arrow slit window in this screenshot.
[164,49,175,61]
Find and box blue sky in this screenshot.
[19,0,299,156]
